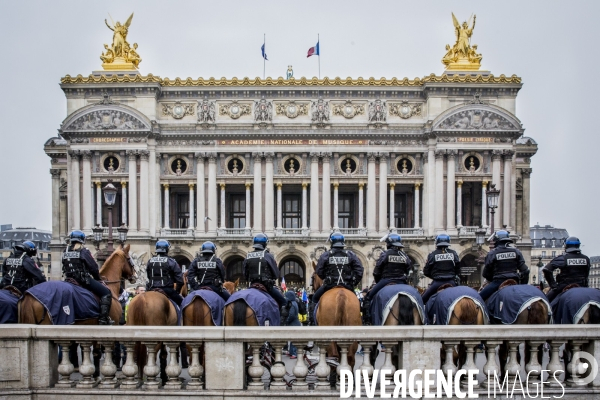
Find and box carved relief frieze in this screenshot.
[65,110,146,131]
[254,98,273,122]
[197,97,216,123]
[219,101,251,119]
[162,101,195,119]
[389,101,422,119]
[332,100,364,119]
[275,101,308,119]
[157,139,214,146]
[367,139,425,146]
[368,99,387,123]
[311,98,330,124]
[438,109,518,130]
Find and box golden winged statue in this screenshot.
[100,13,141,70]
[442,12,482,70]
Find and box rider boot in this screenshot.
[361,298,372,326]
[98,294,113,326]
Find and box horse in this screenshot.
[183,278,238,326]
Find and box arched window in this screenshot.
[225,257,246,287]
[279,258,305,289]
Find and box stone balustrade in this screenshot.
[0,325,599,398]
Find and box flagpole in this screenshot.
[318,33,320,80]
[263,33,266,80]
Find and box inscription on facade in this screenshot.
[90,138,128,143]
[221,139,366,146]
[457,137,494,143]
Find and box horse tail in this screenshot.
[336,290,347,326]
[129,295,147,326]
[527,300,549,324]
[233,300,247,326]
[397,294,415,325]
[589,304,600,324]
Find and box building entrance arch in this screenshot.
[223,255,246,287]
[279,256,306,290]
[173,255,192,273]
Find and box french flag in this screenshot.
[281,277,287,292]
[307,41,320,58]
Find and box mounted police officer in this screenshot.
[62,230,113,325]
[242,233,287,308]
[542,236,590,303]
[146,240,184,306]
[480,230,530,301]
[361,233,412,325]
[421,233,462,304]
[310,232,363,324]
[188,241,230,301]
[1,241,46,294]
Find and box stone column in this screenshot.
[481,181,488,228]
[50,169,61,239]
[427,148,435,235]
[491,150,502,230]
[389,182,395,229]
[196,155,205,232]
[414,183,420,229]
[332,182,339,229]
[358,182,364,229]
[220,183,226,229]
[127,151,137,232]
[189,183,195,229]
[366,153,377,234]
[264,153,275,234]
[522,169,532,240]
[139,151,149,233]
[456,181,462,228]
[121,182,127,225]
[81,151,92,231]
[322,153,331,232]
[302,183,308,230]
[148,147,157,236]
[155,153,162,237]
[252,153,263,232]
[95,182,102,226]
[434,150,445,232]
[246,183,253,230]
[163,184,170,229]
[378,153,389,232]
[503,151,513,230]
[309,153,320,233]
[60,194,67,238]
[71,152,81,230]
[207,153,218,233]
[446,150,456,233]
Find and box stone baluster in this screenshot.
[187,342,204,389]
[164,342,183,390]
[270,342,287,390]
[336,342,352,390]
[380,342,396,375]
[441,342,459,375]
[567,340,588,387]
[247,342,265,390]
[482,340,502,388]
[56,341,75,388]
[76,342,97,388]
[292,347,309,390]
[548,341,565,387]
[504,341,521,385]
[525,341,545,384]
[461,341,481,388]
[120,342,140,389]
[358,342,375,381]
[314,345,331,390]
[142,342,161,389]
[98,341,119,389]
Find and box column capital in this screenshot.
[194,152,205,160]
[301,182,308,189]
[332,182,339,188]
[457,180,463,187]
[521,168,532,177]
[50,169,61,178]
[358,181,364,188]
[252,152,263,161]
[379,152,389,161]
[264,152,275,162]
[95,181,102,188]
[482,180,488,188]
[126,150,138,157]
[491,150,503,161]
[422,151,428,162]
[219,182,226,189]
[414,182,421,189]
[321,152,332,162]
[434,149,446,159]
[447,149,457,158]
[367,152,377,162]
[81,150,92,160]
[162,183,170,189]
[67,149,79,157]
[503,149,515,158]
[246,182,253,189]
[309,152,320,162]
[121,181,127,188]
[139,150,150,161]
[389,182,396,188]
[188,183,195,189]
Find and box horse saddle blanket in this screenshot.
[181,289,224,326]
[486,284,551,324]
[372,284,427,325]
[0,289,19,324]
[225,288,280,326]
[25,281,99,325]
[426,286,488,325]
[551,287,600,324]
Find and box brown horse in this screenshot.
[183,279,239,326]
[19,244,136,325]
[223,285,261,326]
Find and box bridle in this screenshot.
[103,251,138,285]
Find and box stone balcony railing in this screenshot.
[160,228,195,237]
[217,228,251,237]
[1,325,599,398]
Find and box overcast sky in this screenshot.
[0,1,598,254]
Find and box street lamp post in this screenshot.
[537,256,545,287]
[486,184,501,234]
[92,225,103,251]
[103,182,118,253]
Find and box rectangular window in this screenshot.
[175,193,190,229]
[552,251,556,257]
[283,194,301,229]
[229,194,246,229]
[393,193,409,228]
[542,251,546,258]
[338,194,355,229]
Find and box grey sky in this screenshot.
[0,0,598,254]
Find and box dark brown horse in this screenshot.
[183,279,239,326]
[19,244,136,325]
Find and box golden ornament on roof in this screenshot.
[442,13,482,71]
[101,13,141,71]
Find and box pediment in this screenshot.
[61,102,152,133]
[432,103,522,132]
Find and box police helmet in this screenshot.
[386,233,404,248]
[330,232,345,248]
[155,240,171,254]
[69,230,86,244]
[252,233,269,249]
[564,236,581,253]
[201,241,217,254]
[435,233,451,247]
[21,241,37,257]
[494,230,512,244]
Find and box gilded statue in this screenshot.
[442,13,482,70]
[101,13,141,70]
